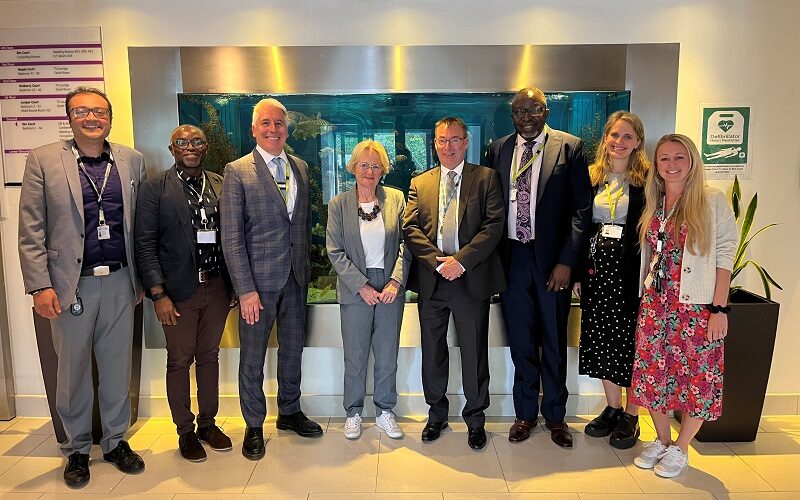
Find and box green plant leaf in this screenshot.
[750,261,773,300]
[733,223,779,272]
[736,193,757,260]
[732,176,741,221]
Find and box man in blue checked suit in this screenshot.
[220,98,322,461]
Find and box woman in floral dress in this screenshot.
[629,134,737,478]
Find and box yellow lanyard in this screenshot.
[512,141,544,184]
[604,180,625,223]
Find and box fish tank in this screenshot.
[177,91,630,303]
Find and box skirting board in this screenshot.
[12,393,800,419]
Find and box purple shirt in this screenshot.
[78,145,127,270]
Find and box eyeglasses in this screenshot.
[511,106,547,118]
[69,107,110,119]
[356,162,382,173]
[435,137,466,147]
[172,138,208,149]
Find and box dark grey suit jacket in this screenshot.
[220,149,311,297]
[134,166,228,303]
[18,140,147,308]
[326,185,411,304]
[402,162,506,301]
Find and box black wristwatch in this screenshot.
[151,291,169,302]
[706,304,731,314]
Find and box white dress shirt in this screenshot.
[255,145,298,220]
[508,128,546,241]
[437,161,464,253]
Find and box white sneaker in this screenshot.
[376,410,404,439]
[654,445,689,478]
[344,414,362,440]
[634,438,669,469]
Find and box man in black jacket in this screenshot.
[135,125,233,462]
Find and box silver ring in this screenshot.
[560,286,566,290]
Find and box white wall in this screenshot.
[1,0,799,414]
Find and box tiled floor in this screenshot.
[1,415,799,498]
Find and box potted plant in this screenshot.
[685,176,782,442]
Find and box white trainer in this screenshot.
[634,438,669,469]
[654,445,689,478]
[376,410,404,439]
[344,414,362,440]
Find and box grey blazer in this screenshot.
[220,149,311,297]
[326,185,411,304]
[18,140,147,308]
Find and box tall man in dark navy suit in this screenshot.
[486,88,592,448]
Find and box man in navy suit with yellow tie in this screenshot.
[486,88,592,448]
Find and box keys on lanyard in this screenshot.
[72,142,115,240]
[652,197,677,294]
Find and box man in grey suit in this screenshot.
[18,87,146,488]
[220,97,322,461]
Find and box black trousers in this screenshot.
[418,277,490,428]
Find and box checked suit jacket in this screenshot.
[220,149,311,297]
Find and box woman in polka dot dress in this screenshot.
[574,112,650,449]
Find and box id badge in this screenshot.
[601,224,623,239]
[510,188,518,202]
[97,224,111,240]
[197,229,217,244]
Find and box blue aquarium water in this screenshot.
[178,91,630,301]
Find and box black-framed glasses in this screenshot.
[356,162,382,173]
[172,138,208,149]
[511,106,547,118]
[69,107,110,119]
[435,137,466,147]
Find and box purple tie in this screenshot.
[515,139,535,242]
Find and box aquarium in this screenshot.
[177,91,630,302]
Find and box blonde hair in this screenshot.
[346,139,391,176]
[639,134,710,255]
[251,98,287,126]
[589,111,650,188]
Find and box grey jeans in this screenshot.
[339,268,404,417]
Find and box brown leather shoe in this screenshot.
[508,419,536,443]
[545,421,573,448]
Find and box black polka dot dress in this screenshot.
[578,226,638,387]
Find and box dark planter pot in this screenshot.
[677,289,780,442]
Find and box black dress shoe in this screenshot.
[468,427,487,450]
[609,412,640,449]
[197,425,233,451]
[421,421,448,442]
[585,406,623,438]
[242,426,265,460]
[63,451,90,488]
[178,432,207,462]
[103,440,145,474]
[545,421,573,448]
[276,411,323,437]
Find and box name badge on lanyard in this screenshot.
[184,173,217,244]
[72,143,115,240]
[601,224,623,239]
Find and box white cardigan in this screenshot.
[639,187,737,304]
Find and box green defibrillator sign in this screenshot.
[701,106,751,179]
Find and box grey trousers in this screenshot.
[50,267,135,456]
[339,268,404,417]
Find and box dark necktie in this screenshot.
[442,170,458,255]
[515,139,536,242]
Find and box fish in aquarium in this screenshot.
[288,111,335,141]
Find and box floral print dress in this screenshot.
[629,210,724,421]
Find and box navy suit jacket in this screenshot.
[486,129,592,279]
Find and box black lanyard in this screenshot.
[72,142,115,224]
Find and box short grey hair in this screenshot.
[251,98,288,126]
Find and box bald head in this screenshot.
[511,87,549,139]
[169,124,208,173]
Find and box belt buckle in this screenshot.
[93,265,110,276]
[198,270,208,283]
